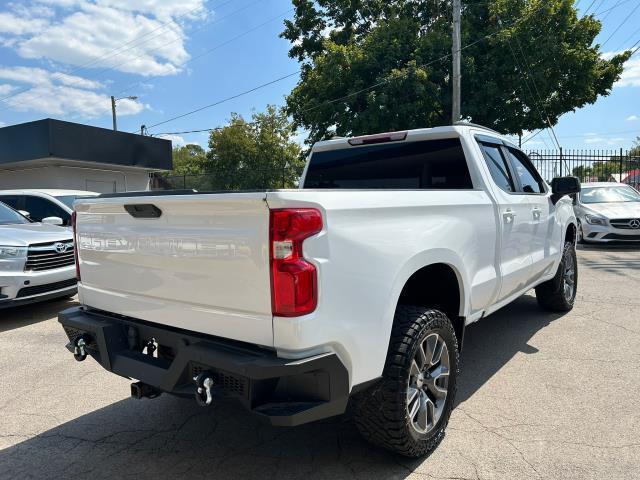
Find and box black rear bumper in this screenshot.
[58,306,349,426]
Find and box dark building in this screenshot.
[0,118,172,193]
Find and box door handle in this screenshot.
[503,209,516,224]
[532,207,542,219]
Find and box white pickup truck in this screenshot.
[59,124,580,457]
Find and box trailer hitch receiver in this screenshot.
[194,372,215,406]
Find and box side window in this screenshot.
[478,143,515,193]
[0,195,23,211]
[505,148,545,194]
[24,196,70,225]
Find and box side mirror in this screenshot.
[19,210,30,218]
[42,216,64,226]
[551,177,581,204]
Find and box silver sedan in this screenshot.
[574,182,640,243]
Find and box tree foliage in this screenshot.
[282,0,631,143]
[171,144,207,176]
[630,136,640,158]
[164,106,304,190]
[205,105,304,189]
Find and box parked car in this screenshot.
[574,182,640,243]
[0,201,77,309]
[0,189,99,227]
[59,124,579,458]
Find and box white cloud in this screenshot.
[0,84,17,95]
[0,12,49,35]
[584,136,628,146]
[157,133,186,145]
[627,115,638,121]
[0,66,145,118]
[1,0,207,77]
[603,51,640,88]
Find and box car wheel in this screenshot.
[351,306,459,457]
[577,220,586,244]
[535,241,578,312]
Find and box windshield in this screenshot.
[0,201,31,225]
[580,185,640,204]
[54,194,96,209]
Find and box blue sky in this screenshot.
[0,0,638,151]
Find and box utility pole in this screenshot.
[111,95,117,131]
[452,0,461,124]
[110,95,138,131]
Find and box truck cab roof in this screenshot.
[311,124,512,154]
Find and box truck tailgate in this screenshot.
[74,193,273,346]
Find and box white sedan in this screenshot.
[574,182,640,243]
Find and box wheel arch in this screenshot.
[386,251,470,350]
[565,221,577,245]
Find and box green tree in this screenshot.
[171,144,207,176]
[630,136,640,158]
[282,0,630,143]
[205,106,304,189]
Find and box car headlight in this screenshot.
[584,214,607,226]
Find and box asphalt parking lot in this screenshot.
[1,245,639,480]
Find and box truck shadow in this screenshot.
[0,294,565,479]
[0,296,78,334]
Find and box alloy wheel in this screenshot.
[563,250,576,302]
[406,333,450,435]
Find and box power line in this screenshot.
[143,31,497,135]
[125,0,640,135]
[600,2,640,48]
[598,0,631,21]
[498,15,561,150]
[583,0,598,15]
[112,7,294,104]
[141,71,300,131]
[615,25,640,51]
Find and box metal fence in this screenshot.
[150,148,640,191]
[526,148,640,189]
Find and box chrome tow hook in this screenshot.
[72,336,88,362]
[194,372,215,407]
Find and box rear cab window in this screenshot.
[303,138,473,189]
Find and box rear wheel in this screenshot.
[535,241,577,312]
[352,307,459,457]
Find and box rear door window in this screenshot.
[303,138,473,189]
[504,147,546,194]
[478,143,516,193]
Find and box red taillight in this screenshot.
[270,208,322,317]
[72,210,80,281]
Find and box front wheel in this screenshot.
[577,220,586,244]
[352,307,459,457]
[535,241,578,312]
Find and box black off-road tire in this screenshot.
[351,306,459,458]
[535,241,578,312]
